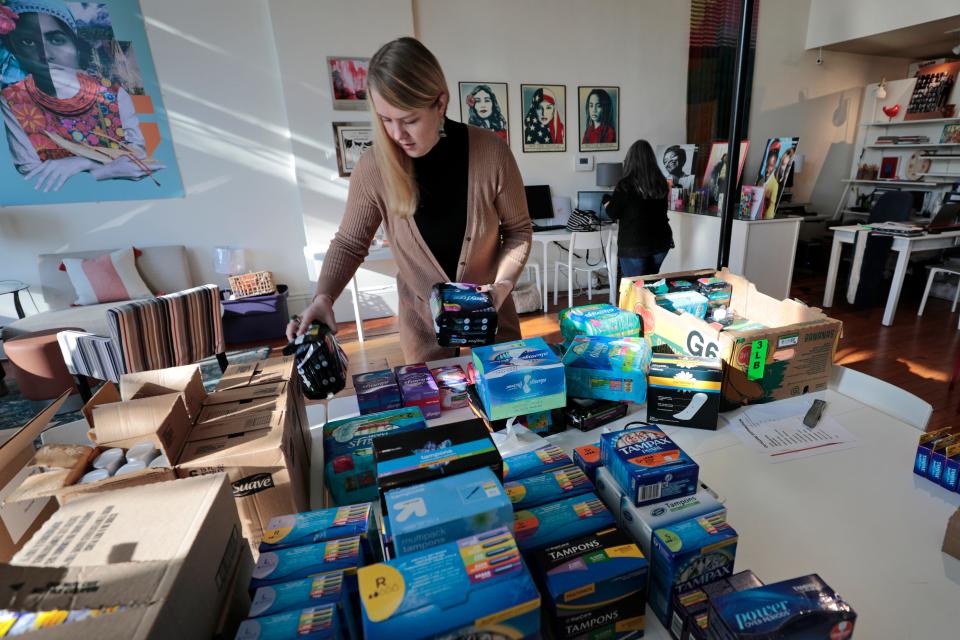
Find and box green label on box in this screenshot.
[747,340,768,381]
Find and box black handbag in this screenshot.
[566,208,600,232]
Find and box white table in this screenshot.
[823,225,960,326]
[532,225,619,311]
[311,357,960,638]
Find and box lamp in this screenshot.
[213,246,246,276]
[596,162,622,188]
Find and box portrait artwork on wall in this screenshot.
[521,84,565,152]
[327,56,369,110]
[755,137,800,219]
[577,85,618,152]
[655,144,697,191]
[333,122,372,177]
[459,82,508,145]
[0,0,184,206]
[701,141,750,207]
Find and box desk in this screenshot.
[823,225,960,326]
[314,356,960,639]
[312,246,394,342]
[532,226,619,311]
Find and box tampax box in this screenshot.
[671,570,763,640]
[649,514,738,627]
[620,482,726,558]
[559,303,642,345]
[513,492,615,553]
[562,336,652,404]
[503,443,573,481]
[573,443,602,481]
[915,427,953,476]
[535,527,648,640]
[8,474,248,640]
[601,425,699,506]
[504,464,593,510]
[394,363,442,419]
[647,353,723,430]
[259,503,371,553]
[708,574,856,640]
[321,407,427,505]
[620,268,843,408]
[353,369,402,416]
[235,603,340,640]
[431,282,499,347]
[471,337,567,420]
[358,527,540,640]
[430,365,470,410]
[251,536,362,589]
[383,467,513,556]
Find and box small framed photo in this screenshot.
[459,82,509,145]
[521,84,566,152]
[333,122,373,177]
[327,56,369,110]
[879,156,899,180]
[578,86,619,152]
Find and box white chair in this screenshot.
[918,266,960,317]
[521,263,544,313]
[829,365,932,431]
[553,231,613,309]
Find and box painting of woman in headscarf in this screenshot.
[578,86,618,152]
[459,81,508,145]
[0,0,183,204]
[521,84,565,152]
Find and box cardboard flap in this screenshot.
[203,381,286,406]
[178,426,284,466]
[0,391,70,468]
[81,383,120,430]
[943,508,960,561]
[91,393,191,461]
[5,446,97,503]
[120,365,206,421]
[189,409,285,443]
[214,357,294,392]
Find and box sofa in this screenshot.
[1,245,194,342]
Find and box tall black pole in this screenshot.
[717,0,755,270]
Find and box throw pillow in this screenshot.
[60,247,153,306]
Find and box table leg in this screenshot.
[823,235,843,307]
[542,240,549,313]
[350,276,364,343]
[882,246,911,327]
[13,290,25,319]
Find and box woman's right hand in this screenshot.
[286,294,338,341]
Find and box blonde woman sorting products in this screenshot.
[288,38,532,363]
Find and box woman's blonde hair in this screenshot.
[367,37,448,219]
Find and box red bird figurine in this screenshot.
[882,104,900,121]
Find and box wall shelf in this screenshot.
[860,117,960,127]
[865,143,960,149]
[841,179,947,187]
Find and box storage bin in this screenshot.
[222,285,289,343]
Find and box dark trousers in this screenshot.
[619,251,669,278]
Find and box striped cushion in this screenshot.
[61,248,153,306]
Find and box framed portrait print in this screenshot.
[578,86,619,152]
[327,57,369,110]
[333,122,372,177]
[521,84,566,152]
[459,82,509,145]
[655,144,697,191]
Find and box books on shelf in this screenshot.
[875,135,931,145]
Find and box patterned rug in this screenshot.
[0,346,271,431]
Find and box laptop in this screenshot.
[926,203,960,233]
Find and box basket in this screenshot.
[228,271,276,298]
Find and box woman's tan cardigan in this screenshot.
[317,126,533,363]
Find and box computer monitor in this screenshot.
[524,185,554,220]
[577,190,612,221]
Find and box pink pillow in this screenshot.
[60,247,154,305]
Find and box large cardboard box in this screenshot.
[6,474,249,639]
[619,268,843,407]
[0,392,68,561]
[82,365,206,428]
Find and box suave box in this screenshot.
[373,418,502,497]
[430,365,470,410]
[358,527,539,640]
[503,443,573,482]
[708,574,856,640]
[562,336,652,403]
[535,527,648,640]
[647,353,723,431]
[914,427,953,476]
[431,282,498,347]
[649,514,737,627]
[235,604,339,640]
[384,467,513,556]
[323,407,427,505]
[601,425,699,506]
[504,464,592,510]
[352,369,401,416]
[471,337,566,420]
[394,363,441,420]
[558,304,642,345]
[513,492,615,553]
[251,536,363,590]
[260,503,371,553]
[573,443,602,481]
[620,482,726,558]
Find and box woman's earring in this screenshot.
[438,121,447,138]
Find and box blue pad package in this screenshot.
[559,303,642,345]
[562,335,651,403]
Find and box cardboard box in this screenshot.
[0,391,67,561]
[620,268,843,407]
[647,353,723,430]
[215,356,296,392]
[471,338,567,420]
[7,474,248,640]
[120,364,207,421]
[943,508,960,561]
[601,425,699,506]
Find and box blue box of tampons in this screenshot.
[259,503,372,555]
[472,337,567,420]
[601,425,699,506]
[384,467,513,556]
[708,574,856,640]
[503,443,573,481]
[504,464,593,510]
[235,604,341,640]
[914,427,952,476]
[358,527,541,640]
[248,571,357,640]
[251,536,363,589]
[513,492,615,553]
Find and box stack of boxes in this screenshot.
[915,427,960,493]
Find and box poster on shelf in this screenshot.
[755,137,800,219]
[459,82,508,145]
[655,144,696,191]
[0,0,184,206]
[577,85,618,152]
[521,84,565,153]
[701,141,750,206]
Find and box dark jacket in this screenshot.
[604,181,672,257]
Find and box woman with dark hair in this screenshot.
[581,88,615,145]
[603,139,673,277]
[0,0,159,191]
[466,84,507,142]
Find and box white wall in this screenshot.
[806,0,960,49]
[0,0,309,325]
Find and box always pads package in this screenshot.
[472,338,566,420]
[563,335,652,403]
[600,425,699,506]
[647,353,723,430]
[431,282,498,347]
[559,303,642,345]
